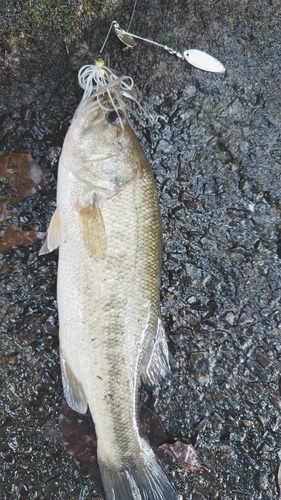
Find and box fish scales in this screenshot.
[42,93,180,499]
[58,111,161,450]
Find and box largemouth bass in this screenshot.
[40,67,180,500]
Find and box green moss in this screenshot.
[1,0,106,49]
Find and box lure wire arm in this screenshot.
[99,21,119,55]
[111,21,225,73]
[99,20,225,73]
[113,22,183,58]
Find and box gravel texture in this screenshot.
[1,1,281,499]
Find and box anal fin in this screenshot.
[60,348,88,414]
[76,202,107,260]
[141,318,171,389]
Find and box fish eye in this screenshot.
[107,110,121,125]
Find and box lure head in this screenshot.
[95,54,106,67]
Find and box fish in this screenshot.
[40,64,181,500]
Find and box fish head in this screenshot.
[60,96,145,194]
[80,98,124,139]
[71,97,127,152]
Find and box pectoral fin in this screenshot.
[39,207,62,255]
[60,348,88,414]
[141,318,171,389]
[77,202,107,260]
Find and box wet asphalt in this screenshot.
[1,1,281,499]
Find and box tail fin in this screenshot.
[99,445,182,500]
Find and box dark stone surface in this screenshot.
[1,1,281,498]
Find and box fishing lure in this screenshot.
[76,20,225,132]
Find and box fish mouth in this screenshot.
[76,64,151,128]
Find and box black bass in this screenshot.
[40,65,181,500]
